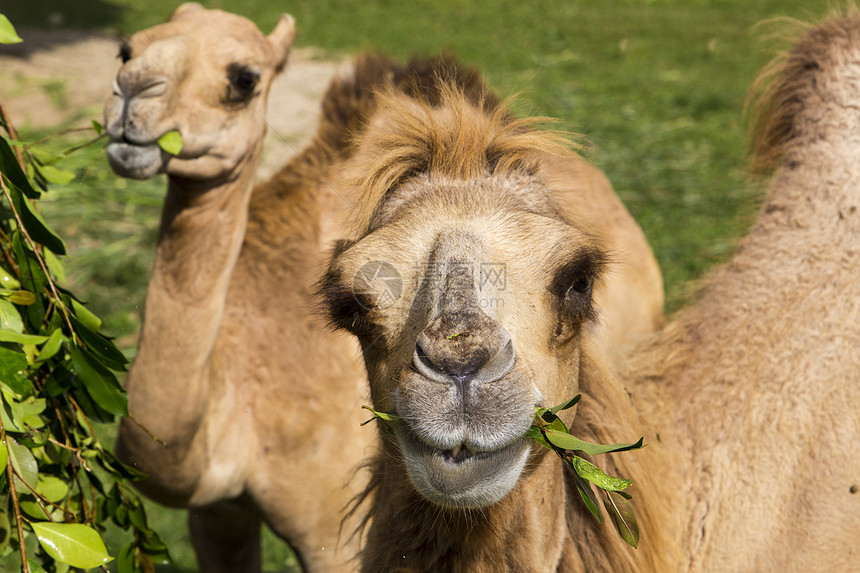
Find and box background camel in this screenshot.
[321,9,860,572]
[636,10,860,569]
[104,5,372,572]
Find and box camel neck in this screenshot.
[154,165,257,299]
[122,154,260,452]
[361,446,570,572]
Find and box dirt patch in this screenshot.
[0,29,347,178]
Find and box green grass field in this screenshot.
[2,0,831,570]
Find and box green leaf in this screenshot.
[19,396,46,426]
[0,441,6,469]
[360,405,400,426]
[91,120,103,136]
[543,429,644,456]
[0,288,36,305]
[37,475,70,503]
[0,345,31,395]
[0,137,38,198]
[31,522,113,569]
[523,426,551,449]
[0,265,20,289]
[0,509,10,554]
[157,131,183,155]
[7,439,38,490]
[116,543,135,573]
[571,456,632,492]
[0,329,48,345]
[605,490,640,548]
[0,298,23,332]
[0,390,26,432]
[68,344,128,417]
[8,185,65,254]
[0,14,22,44]
[44,248,67,284]
[26,559,48,573]
[571,469,603,524]
[69,314,127,370]
[20,498,51,520]
[35,164,75,185]
[35,328,64,364]
[11,231,47,326]
[549,393,581,415]
[71,298,101,331]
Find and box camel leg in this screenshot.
[188,499,262,573]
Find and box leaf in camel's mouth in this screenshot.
[361,396,645,549]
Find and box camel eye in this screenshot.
[567,274,593,298]
[118,43,132,63]
[230,66,260,97]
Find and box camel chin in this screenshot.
[106,141,166,180]
[396,423,531,509]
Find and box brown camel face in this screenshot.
[104,2,294,180]
[324,168,607,508]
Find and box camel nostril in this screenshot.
[136,80,168,99]
[412,339,452,384]
[476,335,516,384]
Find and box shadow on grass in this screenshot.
[2,1,125,56]
[4,0,123,30]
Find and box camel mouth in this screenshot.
[397,427,530,508]
[106,140,166,180]
[444,443,474,463]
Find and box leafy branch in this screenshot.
[527,394,643,548]
[0,13,171,572]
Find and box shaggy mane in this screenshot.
[347,85,580,234]
[747,6,860,174]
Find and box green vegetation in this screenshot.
[0,17,169,573]
[0,0,832,571]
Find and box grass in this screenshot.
[2,0,834,570]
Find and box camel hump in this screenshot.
[316,53,499,155]
[747,8,860,174]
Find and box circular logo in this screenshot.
[352,260,403,310]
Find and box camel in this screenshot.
[320,9,860,572]
[105,5,666,571]
[103,5,372,571]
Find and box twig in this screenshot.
[0,422,30,573]
[0,96,24,167]
[61,133,106,157]
[26,126,98,148]
[127,412,167,446]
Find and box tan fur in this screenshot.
[631,9,860,570]
[322,83,669,570]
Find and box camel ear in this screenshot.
[268,14,296,73]
[170,2,206,22]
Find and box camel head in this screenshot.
[104,3,295,181]
[322,89,607,509]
